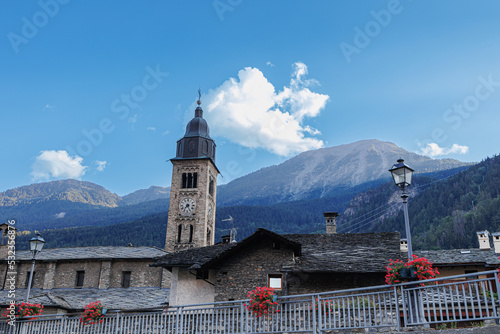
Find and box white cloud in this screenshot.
[202,62,329,156]
[95,160,107,172]
[146,127,156,131]
[420,143,469,157]
[31,150,88,180]
[43,104,55,111]
[162,130,170,136]
[54,212,66,219]
[266,61,275,67]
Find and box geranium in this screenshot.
[2,302,44,321]
[80,301,105,325]
[385,255,439,286]
[245,287,279,318]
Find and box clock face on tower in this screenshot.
[179,197,196,216]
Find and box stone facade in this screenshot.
[213,238,295,302]
[0,258,168,290]
[165,159,218,252]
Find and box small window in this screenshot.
[196,270,209,280]
[177,225,182,243]
[76,271,85,288]
[189,225,194,243]
[268,274,283,289]
[465,270,478,280]
[209,178,214,196]
[25,271,35,288]
[122,271,131,288]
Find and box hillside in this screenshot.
[217,139,472,206]
[122,186,170,205]
[339,154,500,250]
[0,179,122,207]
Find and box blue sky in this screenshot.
[1,0,499,196]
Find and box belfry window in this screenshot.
[209,178,214,196]
[189,225,194,243]
[182,173,198,188]
[177,225,182,243]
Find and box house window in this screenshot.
[76,271,85,288]
[182,173,198,188]
[268,274,283,289]
[122,271,131,288]
[25,271,35,288]
[465,270,478,280]
[177,225,182,243]
[196,270,209,280]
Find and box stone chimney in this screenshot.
[491,232,500,254]
[477,231,490,250]
[324,212,339,234]
[400,239,408,252]
[0,223,16,260]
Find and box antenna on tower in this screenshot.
[222,216,238,243]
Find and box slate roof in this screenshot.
[414,249,500,267]
[152,228,401,273]
[11,246,168,261]
[282,232,401,273]
[0,288,169,311]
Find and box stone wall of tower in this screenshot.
[165,158,218,252]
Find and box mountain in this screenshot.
[0,179,125,226]
[0,179,122,207]
[338,154,500,250]
[217,139,472,206]
[122,186,170,205]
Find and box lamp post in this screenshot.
[389,158,414,259]
[26,233,45,302]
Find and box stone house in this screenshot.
[0,244,170,314]
[411,230,500,278]
[152,225,402,306]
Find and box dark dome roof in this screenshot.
[184,106,210,138]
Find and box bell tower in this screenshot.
[165,92,219,252]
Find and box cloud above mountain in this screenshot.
[420,143,469,157]
[202,62,329,156]
[31,150,88,180]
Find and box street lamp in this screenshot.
[26,233,45,302]
[389,158,414,259]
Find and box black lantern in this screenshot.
[389,158,414,189]
[29,233,45,257]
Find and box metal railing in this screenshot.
[1,270,499,333]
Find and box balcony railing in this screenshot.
[1,270,499,333]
